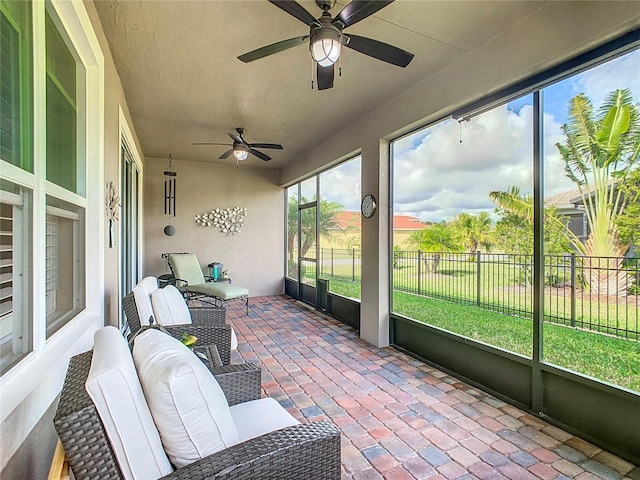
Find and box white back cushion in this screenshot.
[139,276,159,297]
[85,326,173,480]
[133,277,159,326]
[151,285,192,326]
[133,285,154,327]
[133,329,239,468]
[230,398,299,444]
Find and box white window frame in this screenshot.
[0,0,104,439]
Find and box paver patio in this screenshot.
[221,295,639,480]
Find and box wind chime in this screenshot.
[163,154,177,236]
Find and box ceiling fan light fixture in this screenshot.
[310,28,341,67]
[233,145,249,162]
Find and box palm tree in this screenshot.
[491,89,639,295]
[287,195,344,261]
[451,212,493,254]
[408,222,462,273]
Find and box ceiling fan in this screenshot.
[193,128,283,164]
[237,0,414,90]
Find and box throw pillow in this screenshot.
[133,329,239,467]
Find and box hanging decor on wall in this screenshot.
[164,154,177,216]
[105,181,120,248]
[163,154,177,236]
[194,207,247,235]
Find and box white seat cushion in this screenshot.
[230,397,300,444]
[151,285,192,326]
[85,326,173,480]
[133,329,239,468]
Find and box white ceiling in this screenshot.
[94,0,545,170]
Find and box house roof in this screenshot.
[546,183,617,209]
[545,189,581,209]
[332,212,426,231]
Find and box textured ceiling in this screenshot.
[95,0,544,169]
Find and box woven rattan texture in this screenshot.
[161,325,232,365]
[163,421,341,479]
[53,352,123,480]
[55,351,341,480]
[210,363,262,406]
[123,293,232,364]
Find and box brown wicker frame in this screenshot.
[54,351,341,480]
[123,293,234,364]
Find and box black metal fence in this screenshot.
[318,248,639,340]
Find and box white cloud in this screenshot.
[574,49,640,108]
[319,157,361,211]
[303,51,639,223]
[392,104,576,222]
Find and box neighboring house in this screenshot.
[546,184,628,251]
[545,189,589,243]
[322,212,428,249]
[393,215,430,247]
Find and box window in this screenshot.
[0,180,32,374]
[0,1,32,172]
[542,48,640,392]
[45,9,84,196]
[319,156,362,299]
[286,186,299,281]
[45,196,85,337]
[0,1,100,375]
[390,40,639,393]
[391,100,534,358]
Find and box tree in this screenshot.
[287,195,344,261]
[615,166,640,249]
[492,190,573,285]
[491,90,639,295]
[451,212,493,254]
[407,222,462,273]
[491,187,573,256]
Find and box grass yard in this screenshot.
[324,278,640,392]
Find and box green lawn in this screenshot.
[325,279,640,392]
[318,258,639,340]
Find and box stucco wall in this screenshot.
[143,158,284,297]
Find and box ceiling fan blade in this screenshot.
[317,64,334,91]
[268,1,320,26]
[219,149,233,159]
[238,36,309,63]
[247,143,283,150]
[345,34,414,67]
[333,0,394,28]
[249,148,271,161]
[192,142,232,146]
[228,132,243,143]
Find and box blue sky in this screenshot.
[314,48,640,222]
[392,48,640,223]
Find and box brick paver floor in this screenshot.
[221,295,639,480]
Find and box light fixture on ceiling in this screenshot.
[310,27,341,67]
[233,144,249,162]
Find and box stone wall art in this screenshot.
[194,207,247,235]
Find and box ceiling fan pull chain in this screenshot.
[338,33,343,77]
[310,57,315,89]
